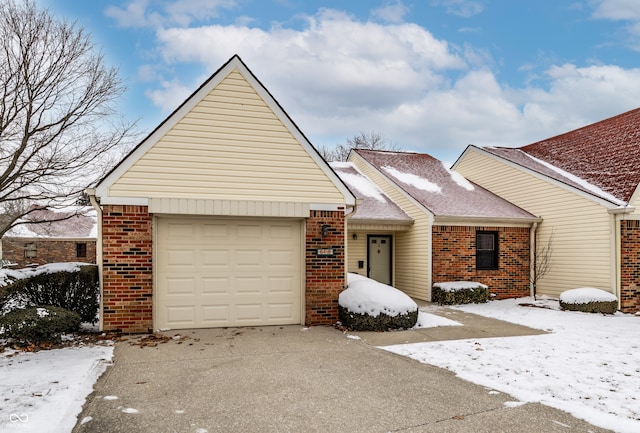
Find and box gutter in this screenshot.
[85,188,104,332]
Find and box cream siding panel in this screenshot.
[350,154,432,301]
[109,70,344,204]
[346,231,397,286]
[456,151,613,298]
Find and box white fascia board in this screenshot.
[433,215,542,226]
[98,196,149,206]
[459,145,626,209]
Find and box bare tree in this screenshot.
[0,0,135,237]
[321,131,402,162]
[532,230,553,299]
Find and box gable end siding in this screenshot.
[456,150,613,298]
[107,70,345,204]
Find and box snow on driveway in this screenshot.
[383,297,640,433]
[0,344,113,433]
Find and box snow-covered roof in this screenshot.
[481,107,640,205]
[4,207,97,239]
[330,162,412,224]
[353,149,537,220]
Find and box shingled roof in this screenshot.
[482,107,640,205]
[353,149,537,220]
[330,162,412,224]
[4,207,97,239]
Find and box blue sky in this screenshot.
[36,0,640,162]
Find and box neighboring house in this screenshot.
[1,207,97,267]
[88,55,356,333]
[343,149,540,302]
[454,107,640,313]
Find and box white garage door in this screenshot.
[156,217,302,329]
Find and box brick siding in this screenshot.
[305,210,346,325]
[102,205,153,333]
[100,206,346,332]
[1,238,96,267]
[619,220,640,313]
[432,225,530,299]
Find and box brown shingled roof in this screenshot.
[353,149,537,220]
[485,107,640,204]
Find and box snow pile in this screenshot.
[340,273,417,317]
[0,345,113,433]
[381,166,442,194]
[433,281,488,292]
[441,162,475,191]
[383,297,640,433]
[559,288,617,304]
[0,262,90,288]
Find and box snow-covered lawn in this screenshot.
[0,344,113,433]
[384,297,640,433]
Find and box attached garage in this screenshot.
[91,55,356,333]
[156,217,302,329]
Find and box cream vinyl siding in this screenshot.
[108,70,344,204]
[350,154,432,300]
[346,231,395,285]
[456,150,613,298]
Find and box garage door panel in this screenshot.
[157,217,302,330]
[236,277,262,294]
[202,223,229,238]
[166,278,196,295]
[202,250,230,268]
[166,249,196,268]
[268,303,296,320]
[202,277,230,294]
[267,277,294,294]
[201,305,230,324]
[236,250,263,267]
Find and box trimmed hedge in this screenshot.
[432,284,489,305]
[559,300,618,314]
[0,265,99,323]
[338,305,418,331]
[0,306,81,345]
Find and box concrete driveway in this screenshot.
[73,312,611,433]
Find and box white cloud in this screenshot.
[431,0,484,18]
[105,0,237,28]
[371,0,410,23]
[591,0,640,20]
[136,8,640,161]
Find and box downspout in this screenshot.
[530,222,538,299]
[343,200,360,287]
[85,188,104,332]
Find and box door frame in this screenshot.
[367,234,393,285]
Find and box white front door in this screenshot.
[368,235,392,285]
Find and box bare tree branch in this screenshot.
[323,131,403,161]
[0,0,137,237]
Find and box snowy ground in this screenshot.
[0,344,113,433]
[384,297,640,433]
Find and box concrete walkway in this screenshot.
[73,309,611,433]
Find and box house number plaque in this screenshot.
[317,248,334,256]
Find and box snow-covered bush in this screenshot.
[338,274,418,331]
[559,288,618,314]
[0,263,99,322]
[0,306,81,345]
[432,281,488,305]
